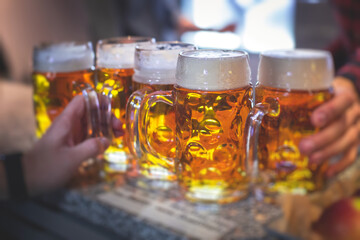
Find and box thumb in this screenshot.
[70,137,110,164]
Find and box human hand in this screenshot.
[22,95,111,196]
[299,77,360,177]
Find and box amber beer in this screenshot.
[140,50,252,203]
[127,42,196,182]
[175,86,252,203]
[246,49,334,194]
[96,36,154,172]
[32,42,95,138]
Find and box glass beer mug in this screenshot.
[245,49,334,196]
[96,36,155,173]
[32,41,95,138]
[140,50,253,203]
[126,41,196,184]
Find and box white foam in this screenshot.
[33,42,94,73]
[176,50,251,91]
[258,49,334,90]
[133,42,196,85]
[96,37,155,69]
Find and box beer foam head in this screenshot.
[33,41,94,73]
[258,49,334,90]
[176,49,251,91]
[133,42,197,85]
[96,36,155,69]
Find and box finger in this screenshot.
[311,93,355,128]
[300,99,360,155]
[70,137,110,165]
[46,95,86,143]
[308,123,359,164]
[299,115,347,155]
[112,115,125,138]
[326,143,359,178]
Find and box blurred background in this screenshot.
[0,0,337,84]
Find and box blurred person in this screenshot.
[118,0,236,41]
[299,0,360,177]
[0,95,124,200]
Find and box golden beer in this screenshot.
[128,42,196,182]
[32,42,95,138]
[96,68,134,153]
[136,82,176,180]
[140,49,252,202]
[246,49,334,195]
[256,85,333,192]
[175,85,252,203]
[96,36,154,173]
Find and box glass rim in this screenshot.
[260,48,332,59]
[34,41,93,51]
[178,49,249,59]
[135,41,196,52]
[97,36,155,46]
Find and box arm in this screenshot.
[0,96,111,199]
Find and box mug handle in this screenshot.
[73,82,102,138]
[244,97,280,192]
[97,83,114,140]
[138,90,174,164]
[125,87,152,158]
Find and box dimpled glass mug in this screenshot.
[245,49,334,197]
[126,42,197,186]
[139,49,253,203]
[96,36,155,173]
[32,41,95,138]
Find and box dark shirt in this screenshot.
[328,0,360,94]
[119,0,179,41]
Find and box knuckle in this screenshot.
[88,139,101,153]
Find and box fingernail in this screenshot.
[299,140,314,154]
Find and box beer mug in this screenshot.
[126,42,196,183]
[140,50,253,203]
[245,49,334,196]
[32,41,96,138]
[96,36,155,173]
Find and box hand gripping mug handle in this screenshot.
[73,82,102,138]
[138,90,174,163]
[97,83,115,140]
[244,97,279,190]
[125,87,151,158]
